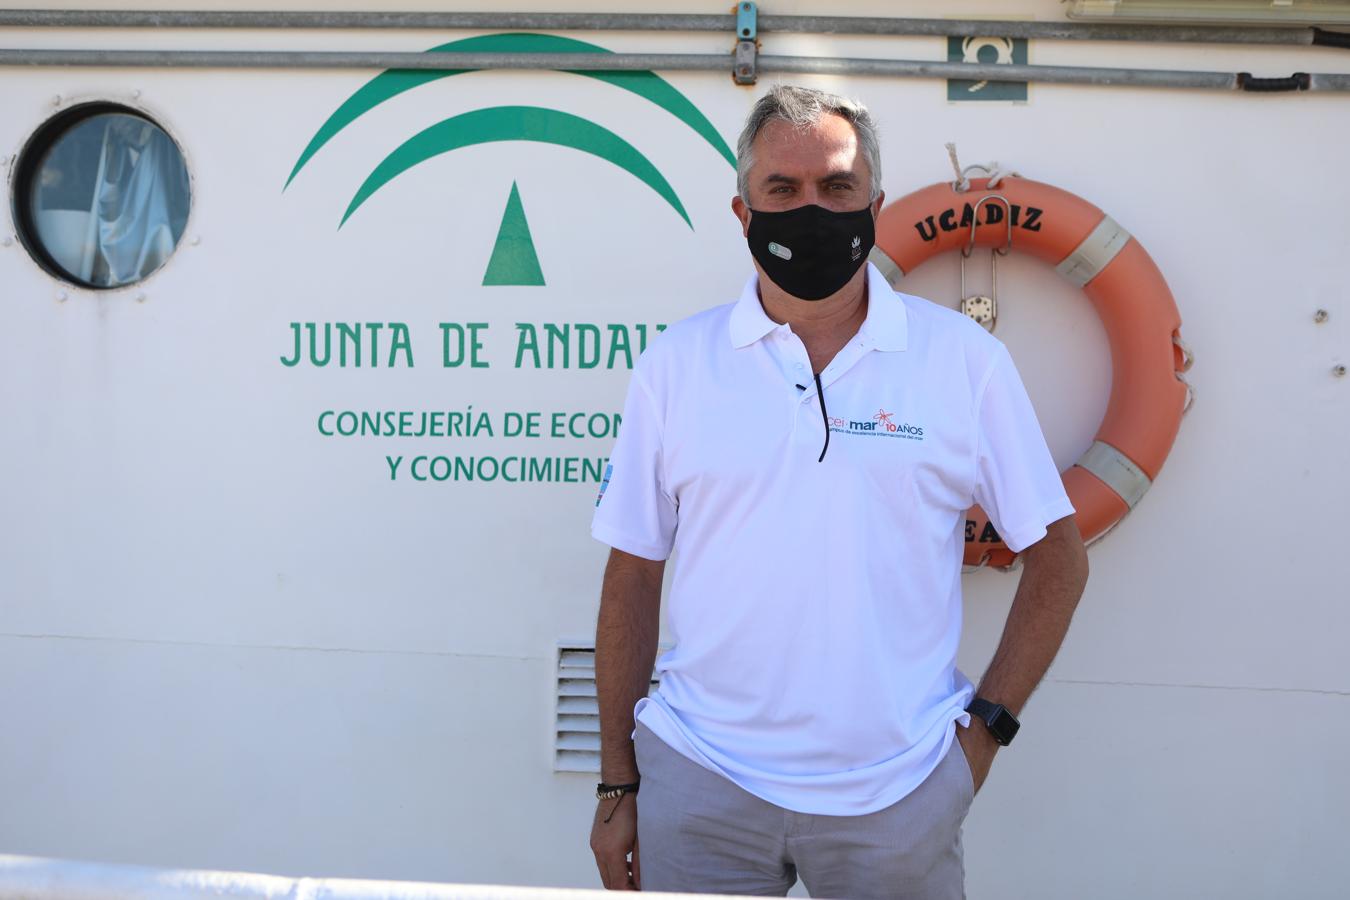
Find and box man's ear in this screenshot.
[871,190,886,219]
[731,195,751,238]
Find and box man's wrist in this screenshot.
[599,737,639,786]
[600,772,639,784]
[599,762,640,785]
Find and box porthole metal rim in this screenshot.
[7,95,196,295]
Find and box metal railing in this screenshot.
[0,8,1348,47]
[0,47,1345,92]
[0,6,1346,92]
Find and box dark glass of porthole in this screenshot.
[12,103,191,290]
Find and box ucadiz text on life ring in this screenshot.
[913,202,1043,241]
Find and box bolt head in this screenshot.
[1,237,11,248]
[1314,309,1329,323]
[1335,365,1347,378]
[136,293,147,303]
[52,94,62,106]
[56,291,68,302]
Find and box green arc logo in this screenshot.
[285,32,735,284]
[339,105,690,228]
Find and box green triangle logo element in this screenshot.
[482,181,545,286]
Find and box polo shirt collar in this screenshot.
[728,272,781,349]
[858,262,908,352]
[728,262,908,352]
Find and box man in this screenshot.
[588,85,1089,898]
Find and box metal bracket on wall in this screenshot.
[734,1,758,85]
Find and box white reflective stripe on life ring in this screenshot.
[1056,215,1131,287]
[1076,440,1152,509]
[868,245,905,288]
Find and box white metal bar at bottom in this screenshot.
[0,855,738,900]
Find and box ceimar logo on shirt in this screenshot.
[827,408,925,441]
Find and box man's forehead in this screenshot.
[755,114,857,149]
[751,115,863,172]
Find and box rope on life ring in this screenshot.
[870,173,1192,569]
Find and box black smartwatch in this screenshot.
[966,697,1020,746]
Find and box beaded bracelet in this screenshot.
[596,780,641,800]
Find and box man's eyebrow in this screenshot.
[760,171,859,186]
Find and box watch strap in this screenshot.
[967,697,999,723]
[966,697,1020,746]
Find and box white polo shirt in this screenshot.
[591,262,1074,816]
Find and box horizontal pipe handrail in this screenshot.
[0,47,1346,92]
[0,49,732,71]
[0,9,1347,48]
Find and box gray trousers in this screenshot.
[634,722,973,899]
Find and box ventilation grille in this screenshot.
[555,644,661,773]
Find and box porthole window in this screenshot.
[12,103,190,290]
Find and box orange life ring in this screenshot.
[871,176,1191,568]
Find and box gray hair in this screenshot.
[735,84,883,203]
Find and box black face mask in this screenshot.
[746,203,876,301]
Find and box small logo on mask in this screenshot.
[850,235,862,261]
[768,241,793,261]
